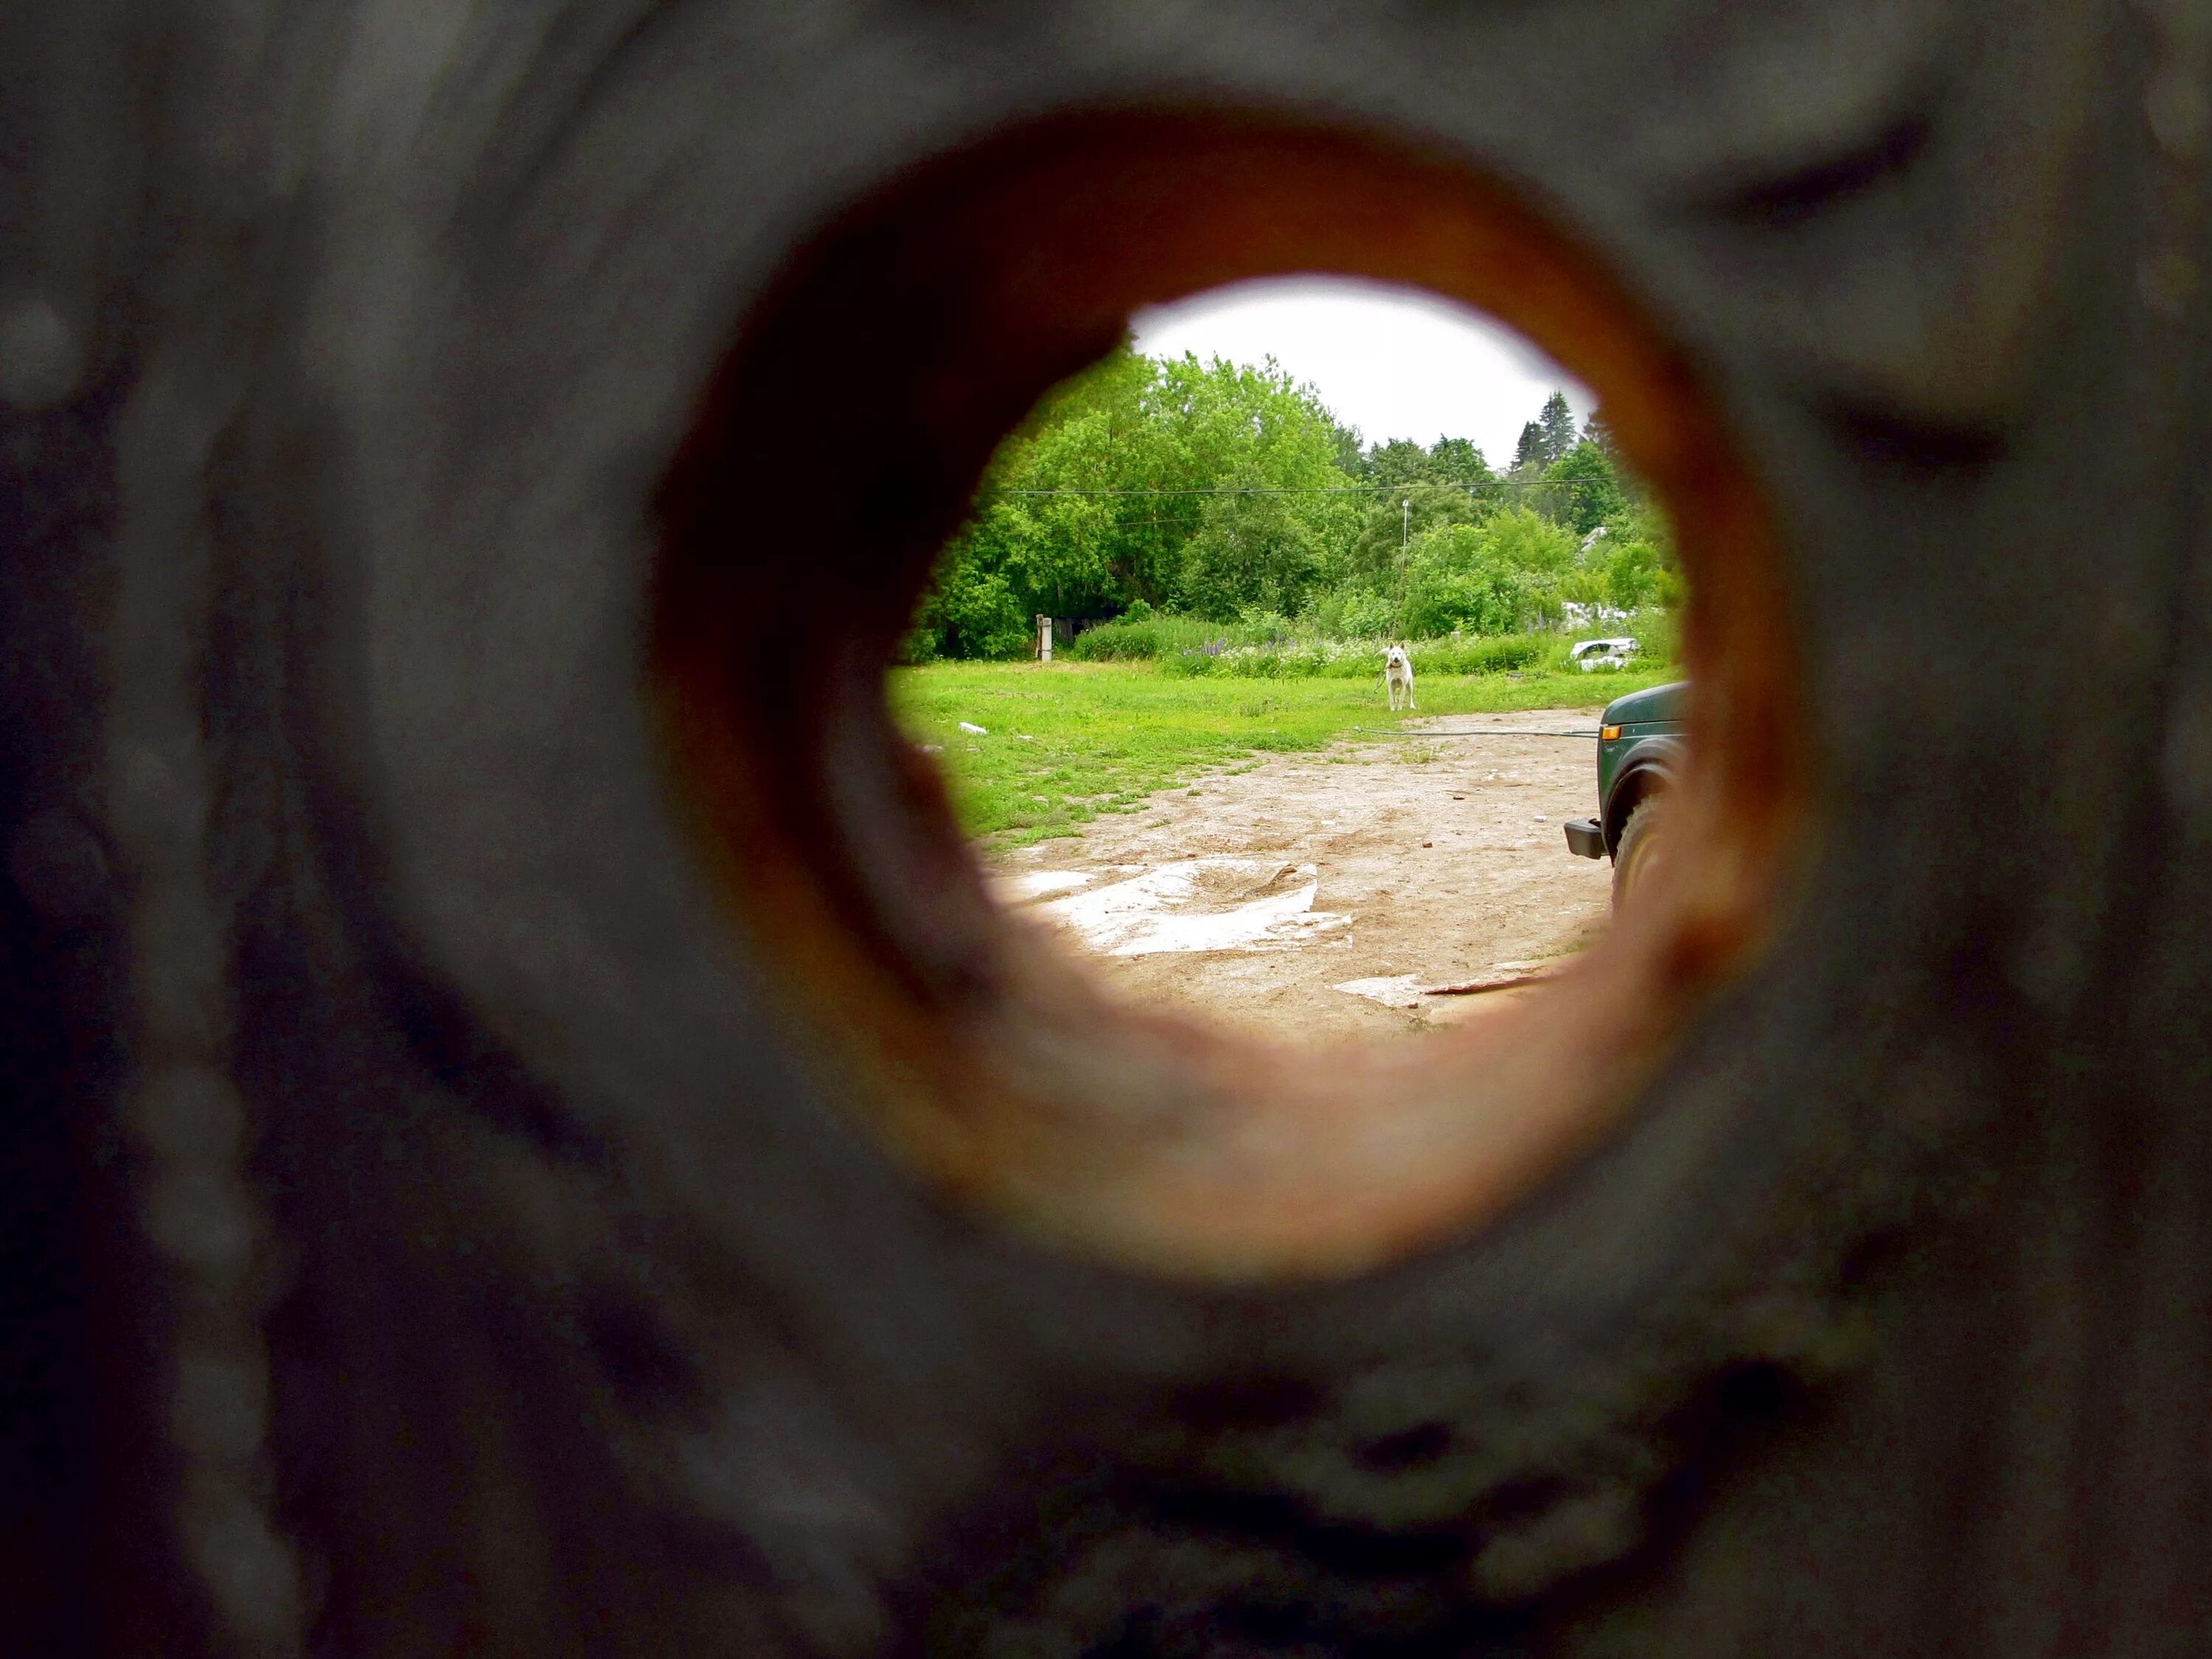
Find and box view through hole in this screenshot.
[655,111,1799,1277]
[888,276,1688,1046]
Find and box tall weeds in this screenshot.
[1066,608,1677,680]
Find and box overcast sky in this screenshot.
[1130,276,1596,468]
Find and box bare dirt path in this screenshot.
[982,708,1615,1043]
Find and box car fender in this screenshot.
[1603,737,1686,854]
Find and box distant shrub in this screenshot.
[894,621,942,666]
[1065,618,1161,660]
[1417,634,1550,675]
[1066,613,1225,661]
[1050,597,1674,680]
[1152,632,1558,680]
[1480,507,1581,576]
[1394,509,1579,637]
[1401,562,1540,638]
[1625,607,1678,664]
[1307,588,1399,639]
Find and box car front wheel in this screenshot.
[1611,793,1672,908]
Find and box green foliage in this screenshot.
[1331,421,1368,477]
[911,358,1675,661]
[1307,587,1399,639]
[1401,557,1540,639]
[1337,478,1494,596]
[1181,488,1338,620]
[1481,506,1582,574]
[1557,499,1679,611]
[1543,441,1629,535]
[1593,537,1665,608]
[1366,438,1433,491]
[1113,602,1672,680]
[1065,612,1230,661]
[902,538,1034,661]
[1625,605,1678,664]
[1423,633,1554,675]
[1428,436,1488,484]
[1540,391,1579,465]
[1397,508,1581,636]
[910,344,1360,655]
[1512,389,1580,473]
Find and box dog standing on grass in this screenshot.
[1384,644,1416,711]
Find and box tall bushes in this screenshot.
[1398,509,1577,636]
[905,344,1360,658]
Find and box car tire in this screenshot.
[1611,790,1672,908]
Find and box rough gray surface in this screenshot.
[3,0,2210,1653]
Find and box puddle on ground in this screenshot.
[1019,857,1350,956]
[1335,960,1557,1011]
[990,869,1097,904]
[1332,974,1428,1009]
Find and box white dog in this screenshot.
[1384,645,1416,711]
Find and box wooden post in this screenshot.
[1037,613,1053,662]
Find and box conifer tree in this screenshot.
[1539,389,1578,466]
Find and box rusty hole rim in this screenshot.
[653,108,1806,1284]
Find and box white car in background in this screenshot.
[1571,636,1641,671]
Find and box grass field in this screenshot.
[891,659,1674,842]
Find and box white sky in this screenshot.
[1130,276,1596,469]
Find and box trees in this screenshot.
[903,543,1032,661]
[1334,437,1500,599]
[1539,389,1579,464]
[1341,480,1488,588]
[904,368,1665,657]
[1559,496,1679,611]
[1147,352,1357,618]
[1580,408,1622,466]
[1329,417,1368,479]
[1428,436,1489,484]
[909,346,1358,653]
[1181,489,1338,619]
[1510,389,1580,476]
[1364,434,1493,492]
[1543,440,1628,535]
[1398,508,1580,636]
[1366,437,1433,492]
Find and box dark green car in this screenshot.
[1563,680,1686,903]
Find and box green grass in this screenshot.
[890,659,1676,843]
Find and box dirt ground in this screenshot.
[982,709,1615,1043]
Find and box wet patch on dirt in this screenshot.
[982,709,1615,1043]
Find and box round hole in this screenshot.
[653,109,1806,1283]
